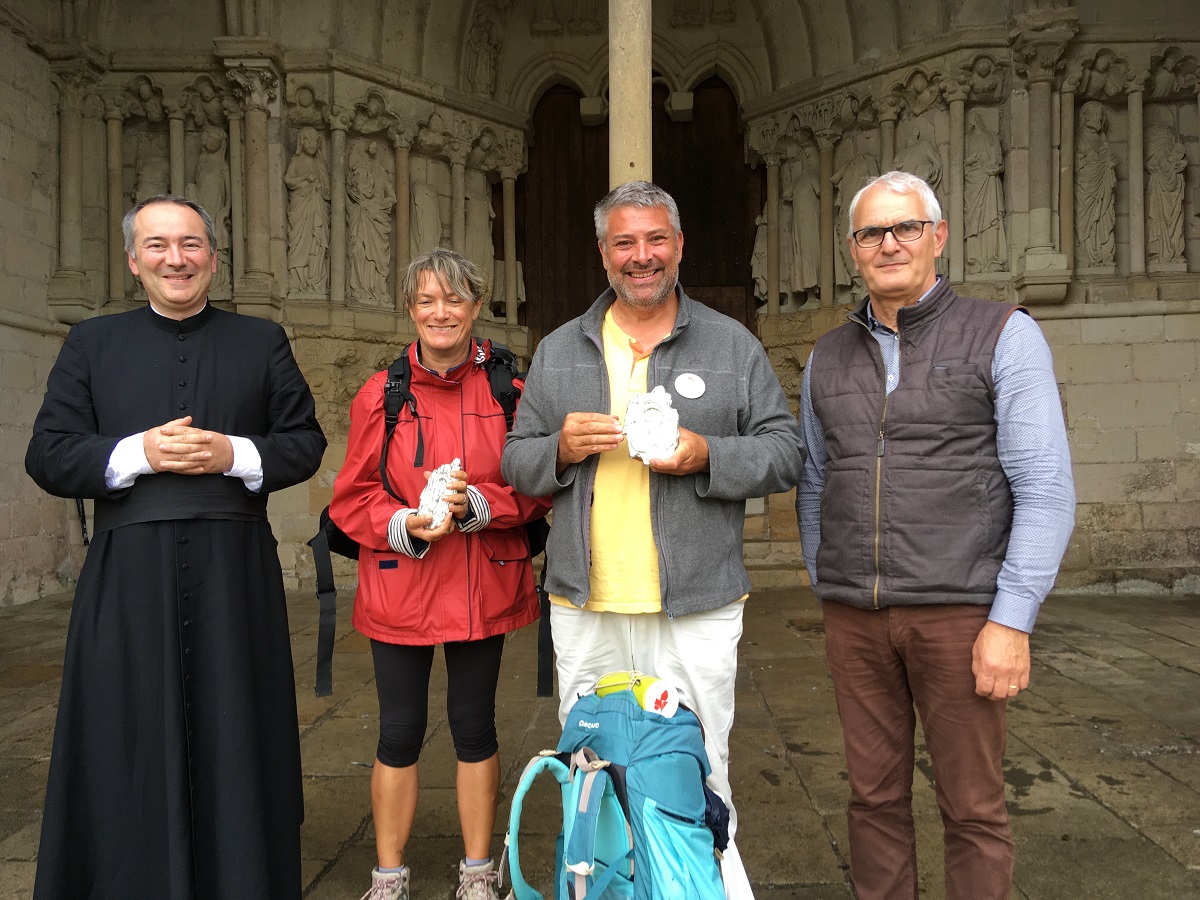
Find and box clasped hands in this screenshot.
[405,467,469,544]
[556,412,708,475]
[144,416,234,475]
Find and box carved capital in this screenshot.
[874,93,905,123]
[52,68,95,111]
[102,93,131,122]
[328,105,353,133]
[165,99,188,122]
[1125,69,1149,95]
[388,119,420,150]
[942,76,971,105]
[445,138,471,168]
[747,115,784,161]
[1009,9,1078,86]
[227,64,278,112]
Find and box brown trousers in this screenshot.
[822,600,1013,900]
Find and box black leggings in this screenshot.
[370,635,505,768]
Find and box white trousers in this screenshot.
[550,601,755,900]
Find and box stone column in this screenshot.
[945,81,969,283]
[223,0,241,35]
[48,66,95,323]
[1009,10,1076,303]
[608,0,652,186]
[1059,80,1076,272]
[390,124,415,311]
[227,63,280,316]
[241,0,255,36]
[501,165,520,325]
[329,107,350,306]
[1126,76,1147,276]
[764,154,780,316]
[167,103,186,194]
[224,100,246,283]
[876,95,903,171]
[104,98,127,304]
[448,142,469,253]
[816,133,836,308]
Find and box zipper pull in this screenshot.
[877,429,885,457]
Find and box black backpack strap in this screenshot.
[307,508,339,697]
[536,565,554,697]
[75,498,90,547]
[483,341,521,430]
[381,345,421,494]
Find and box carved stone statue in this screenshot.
[188,76,224,128]
[133,132,170,203]
[464,180,496,296]
[1145,124,1187,266]
[354,92,393,136]
[784,143,820,302]
[188,125,230,291]
[410,179,443,259]
[129,75,165,124]
[285,127,330,295]
[1074,101,1118,268]
[531,0,560,34]
[1149,49,1183,100]
[468,19,499,97]
[833,151,880,288]
[963,110,1007,274]
[1080,52,1125,101]
[968,57,1003,103]
[347,141,396,306]
[288,84,326,127]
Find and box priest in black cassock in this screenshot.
[26,195,327,899]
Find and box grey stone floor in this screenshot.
[2,587,1199,899]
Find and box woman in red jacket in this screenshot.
[330,249,550,900]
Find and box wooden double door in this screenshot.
[514,77,764,344]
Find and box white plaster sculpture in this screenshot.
[964,110,1007,274]
[285,126,330,295]
[1145,124,1187,266]
[624,386,679,465]
[786,143,821,302]
[1074,101,1118,268]
[418,458,462,529]
[347,141,396,306]
[189,125,231,291]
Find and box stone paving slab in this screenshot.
[1,588,1198,898]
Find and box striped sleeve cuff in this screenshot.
[387,509,430,559]
[456,485,490,533]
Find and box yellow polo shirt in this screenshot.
[550,308,663,613]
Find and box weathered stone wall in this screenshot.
[0,22,77,605]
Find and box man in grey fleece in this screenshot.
[502,181,805,898]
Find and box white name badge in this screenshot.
[674,372,705,399]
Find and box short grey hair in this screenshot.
[847,170,942,234]
[122,195,217,254]
[593,181,682,241]
[400,248,486,308]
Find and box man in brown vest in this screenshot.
[796,171,1074,900]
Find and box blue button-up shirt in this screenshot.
[796,280,1075,632]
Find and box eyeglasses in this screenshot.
[851,220,934,248]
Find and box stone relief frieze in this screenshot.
[185,76,226,129]
[963,55,1007,105]
[285,126,330,297]
[1147,47,1197,101]
[531,0,560,36]
[126,74,165,124]
[352,90,397,137]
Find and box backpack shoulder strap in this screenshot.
[564,750,634,900]
[483,340,521,430]
[380,344,422,492]
[502,752,572,900]
[306,507,339,697]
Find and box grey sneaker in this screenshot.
[360,866,410,900]
[455,859,500,900]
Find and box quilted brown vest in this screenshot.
[808,280,1025,609]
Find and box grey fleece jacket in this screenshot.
[501,286,806,618]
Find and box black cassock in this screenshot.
[26,304,326,900]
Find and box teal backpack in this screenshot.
[502,689,728,900]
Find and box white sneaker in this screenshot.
[455,859,500,900]
[360,866,410,900]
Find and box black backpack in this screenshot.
[308,342,550,696]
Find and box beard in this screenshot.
[607,262,679,309]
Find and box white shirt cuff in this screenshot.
[225,435,264,492]
[105,433,154,490]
